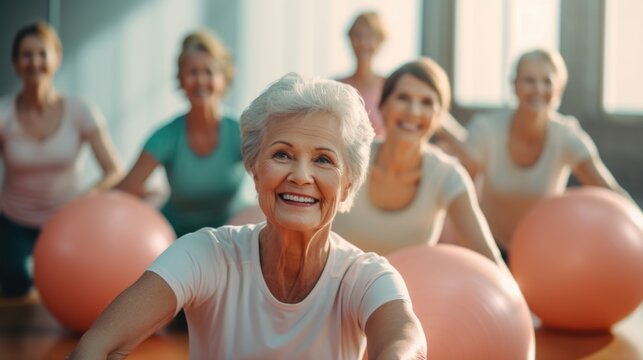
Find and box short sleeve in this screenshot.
[344,253,411,330]
[440,161,471,206]
[74,99,103,139]
[143,120,178,165]
[560,116,599,166]
[147,228,223,314]
[0,96,12,130]
[463,113,492,167]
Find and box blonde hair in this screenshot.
[347,11,387,42]
[12,21,63,63]
[177,30,234,85]
[514,48,568,90]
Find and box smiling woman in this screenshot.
[0,21,123,299]
[70,73,427,359]
[115,29,254,237]
[438,48,636,260]
[332,57,507,270]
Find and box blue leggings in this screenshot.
[0,213,39,298]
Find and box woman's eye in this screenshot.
[315,155,334,165]
[422,98,434,107]
[273,151,290,160]
[396,93,410,101]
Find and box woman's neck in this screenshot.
[259,224,331,303]
[352,60,379,83]
[19,84,58,111]
[512,106,550,138]
[186,102,221,129]
[376,138,424,173]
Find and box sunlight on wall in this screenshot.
[234,0,421,116]
[603,0,643,114]
[56,0,204,190]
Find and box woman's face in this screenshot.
[380,73,443,144]
[514,58,563,113]
[349,20,382,62]
[253,113,351,233]
[14,35,60,86]
[179,51,227,107]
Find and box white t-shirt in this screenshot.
[332,142,471,255]
[0,95,102,226]
[148,223,410,360]
[463,110,597,247]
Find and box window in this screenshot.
[454,0,560,107]
[603,0,643,114]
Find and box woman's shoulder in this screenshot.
[550,112,582,129]
[151,114,187,135]
[179,224,260,256]
[469,109,513,127]
[0,94,16,127]
[62,95,98,115]
[423,144,465,172]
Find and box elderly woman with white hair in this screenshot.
[70,73,426,359]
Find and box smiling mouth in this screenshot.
[279,193,319,205]
[397,121,421,131]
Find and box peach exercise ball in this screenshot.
[387,244,535,360]
[34,191,175,333]
[510,187,643,332]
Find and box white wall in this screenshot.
[1,0,420,190]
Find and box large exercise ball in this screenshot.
[34,191,175,333]
[387,244,535,360]
[510,187,643,332]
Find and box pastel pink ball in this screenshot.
[34,191,175,333]
[388,244,535,360]
[510,187,643,332]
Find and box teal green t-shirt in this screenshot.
[143,114,255,236]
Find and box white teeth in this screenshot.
[399,122,420,131]
[281,194,316,203]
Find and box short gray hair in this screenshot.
[240,72,375,212]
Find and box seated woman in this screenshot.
[0,21,122,298]
[338,11,388,140]
[333,58,506,269]
[438,48,634,259]
[70,73,426,359]
[116,30,254,237]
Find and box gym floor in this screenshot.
[0,294,641,359]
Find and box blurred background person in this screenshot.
[0,21,122,299]
[116,30,255,238]
[338,11,388,140]
[438,48,635,260]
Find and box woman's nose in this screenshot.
[288,160,313,185]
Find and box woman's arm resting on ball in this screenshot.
[69,271,177,360]
[366,299,427,359]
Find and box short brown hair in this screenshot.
[177,30,234,86]
[12,21,63,63]
[380,57,451,111]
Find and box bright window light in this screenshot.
[603,0,643,114]
[454,0,560,107]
